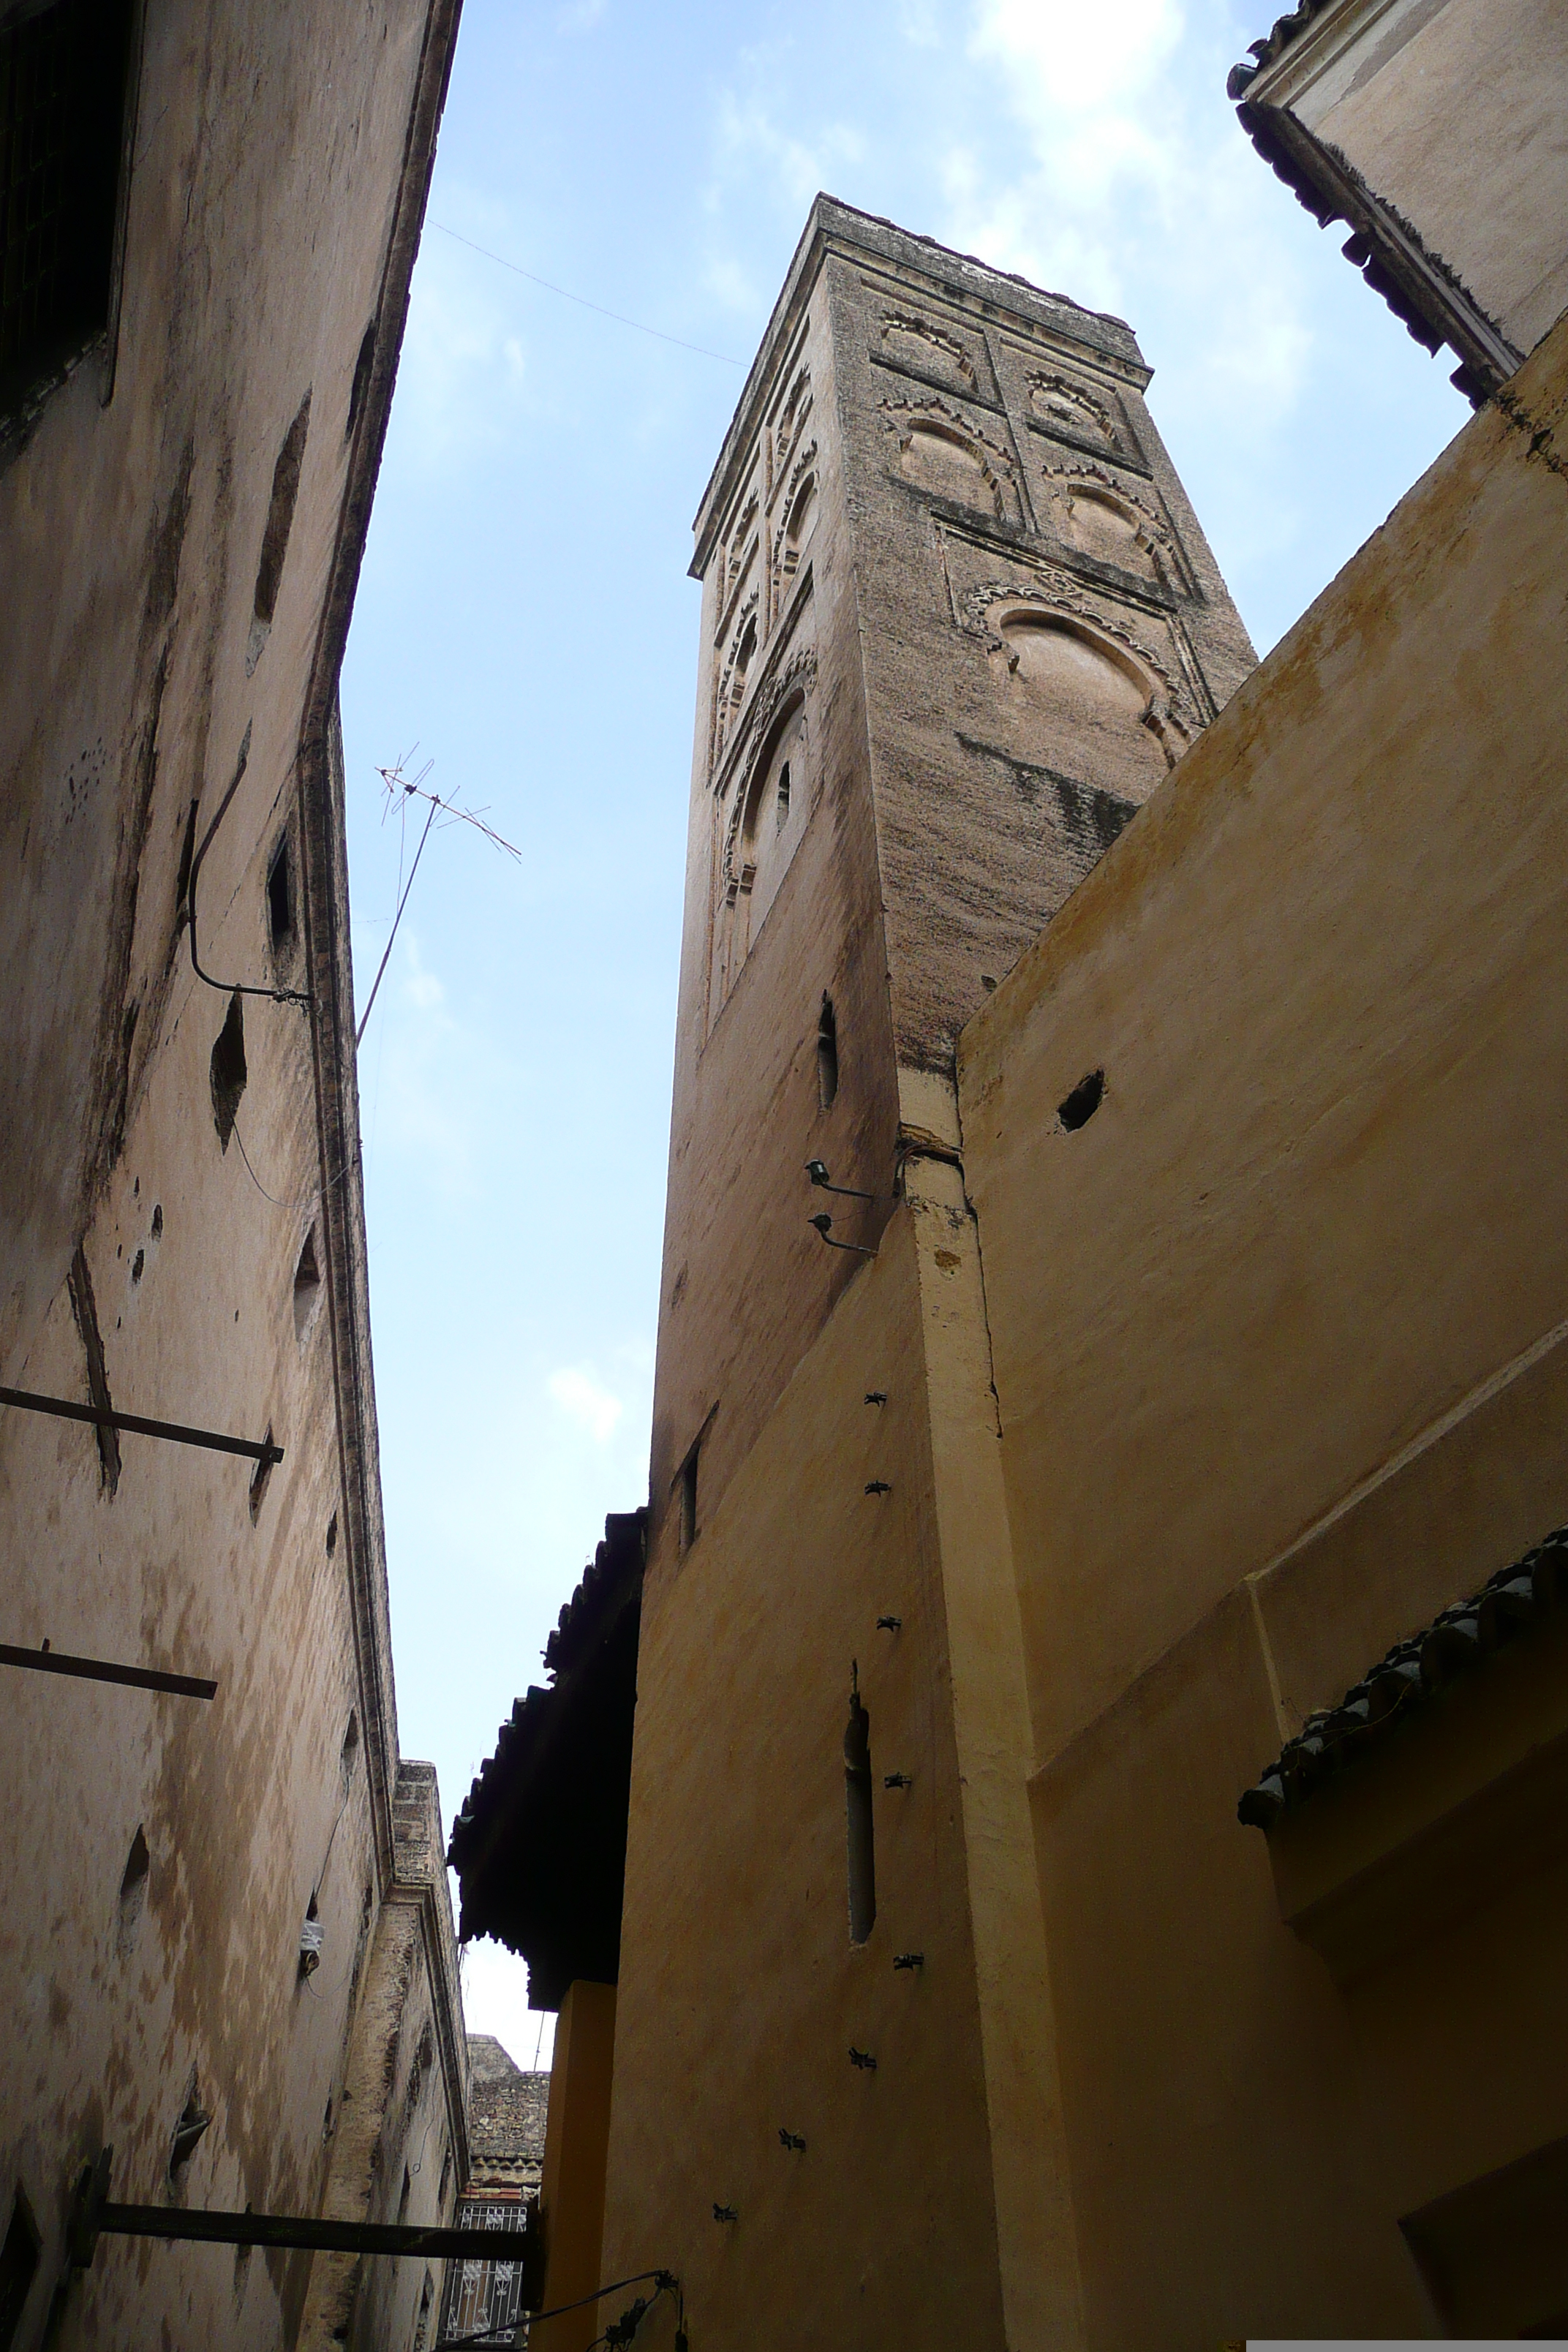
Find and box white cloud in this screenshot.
[970,0,1184,111]
[459,1936,555,2070]
[547,1365,625,1445]
[945,0,1316,413]
[394,197,534,462]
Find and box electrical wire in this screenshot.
[230,1120,362,1214]
[430,222,743,367]
[186,724,312,1009]
[434,2267,677,2351]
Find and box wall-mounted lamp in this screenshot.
[777,2128,806,2152]
[712,2204,738,2224]
[883,1771,912,1790]
[809,1212,875,1256]
[806,1159,875,1200]
[848,2046,878,2072]
[876,1614,902,1632]
[894,1952,924,1972]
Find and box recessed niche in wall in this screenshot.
[1028,372,1126,456]
[1060,486,1158,577]
[995,609,1169,798]
[899,418,1001,516]
[881,312,979,398]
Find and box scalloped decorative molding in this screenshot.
[1026,369,1126,456]
[775,364,813,470]
[1039,457,1188,592]
[771,439,819,587]
[880,393,1016,516]
[881,308,979,390]
[961,576,1199,769]
[713,584,761,758]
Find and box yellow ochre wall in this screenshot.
[957,311,1568,2341]
[603,1204,1036,2351]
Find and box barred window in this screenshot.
[0,0,133,419]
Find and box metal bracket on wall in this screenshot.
[0,1643,216,1700]
[67,2149,540,2272]
[0,1385,283,1466]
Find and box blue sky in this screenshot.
[338,0,1469,2062]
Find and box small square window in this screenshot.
[0,0,134,421]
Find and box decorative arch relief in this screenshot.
[1026,370,1129,459]
[964,579,1199,794]
[709,646,819,1025]
[774,361,813,471]
[878,309,982,399]
[1041,460,1189,592]
[772,440,818,592]
[882,396,1017,523]
[712,585,761,763]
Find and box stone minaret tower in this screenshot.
[600,200,1254,2352]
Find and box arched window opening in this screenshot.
[775,761,791,832]
[783,474,817,573]
[817,995,838,1111]
[844,1671,875,1945]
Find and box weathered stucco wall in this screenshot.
[0,2,467,2345]
[957,309,1568,2340]
[606,1209,1009,2351]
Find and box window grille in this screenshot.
[437,2198,529,2348]
[0,0,132,418]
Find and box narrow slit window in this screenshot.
[678,1444,699,1555]
[775,759,791,832]
[844,1672,875,1945]
[246,388,312,673]
[293,1224,322,1338]
[116,1823,149,1959]
[266,834,293,951]
[817,993,838,1111]
[209,992,246,1151]
[248,1425,275,1524]
[168,2077,211,2182]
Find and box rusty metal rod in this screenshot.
[0,1644,216,1700]
[93,2201,532,2260]
[0,1386,282,1466]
